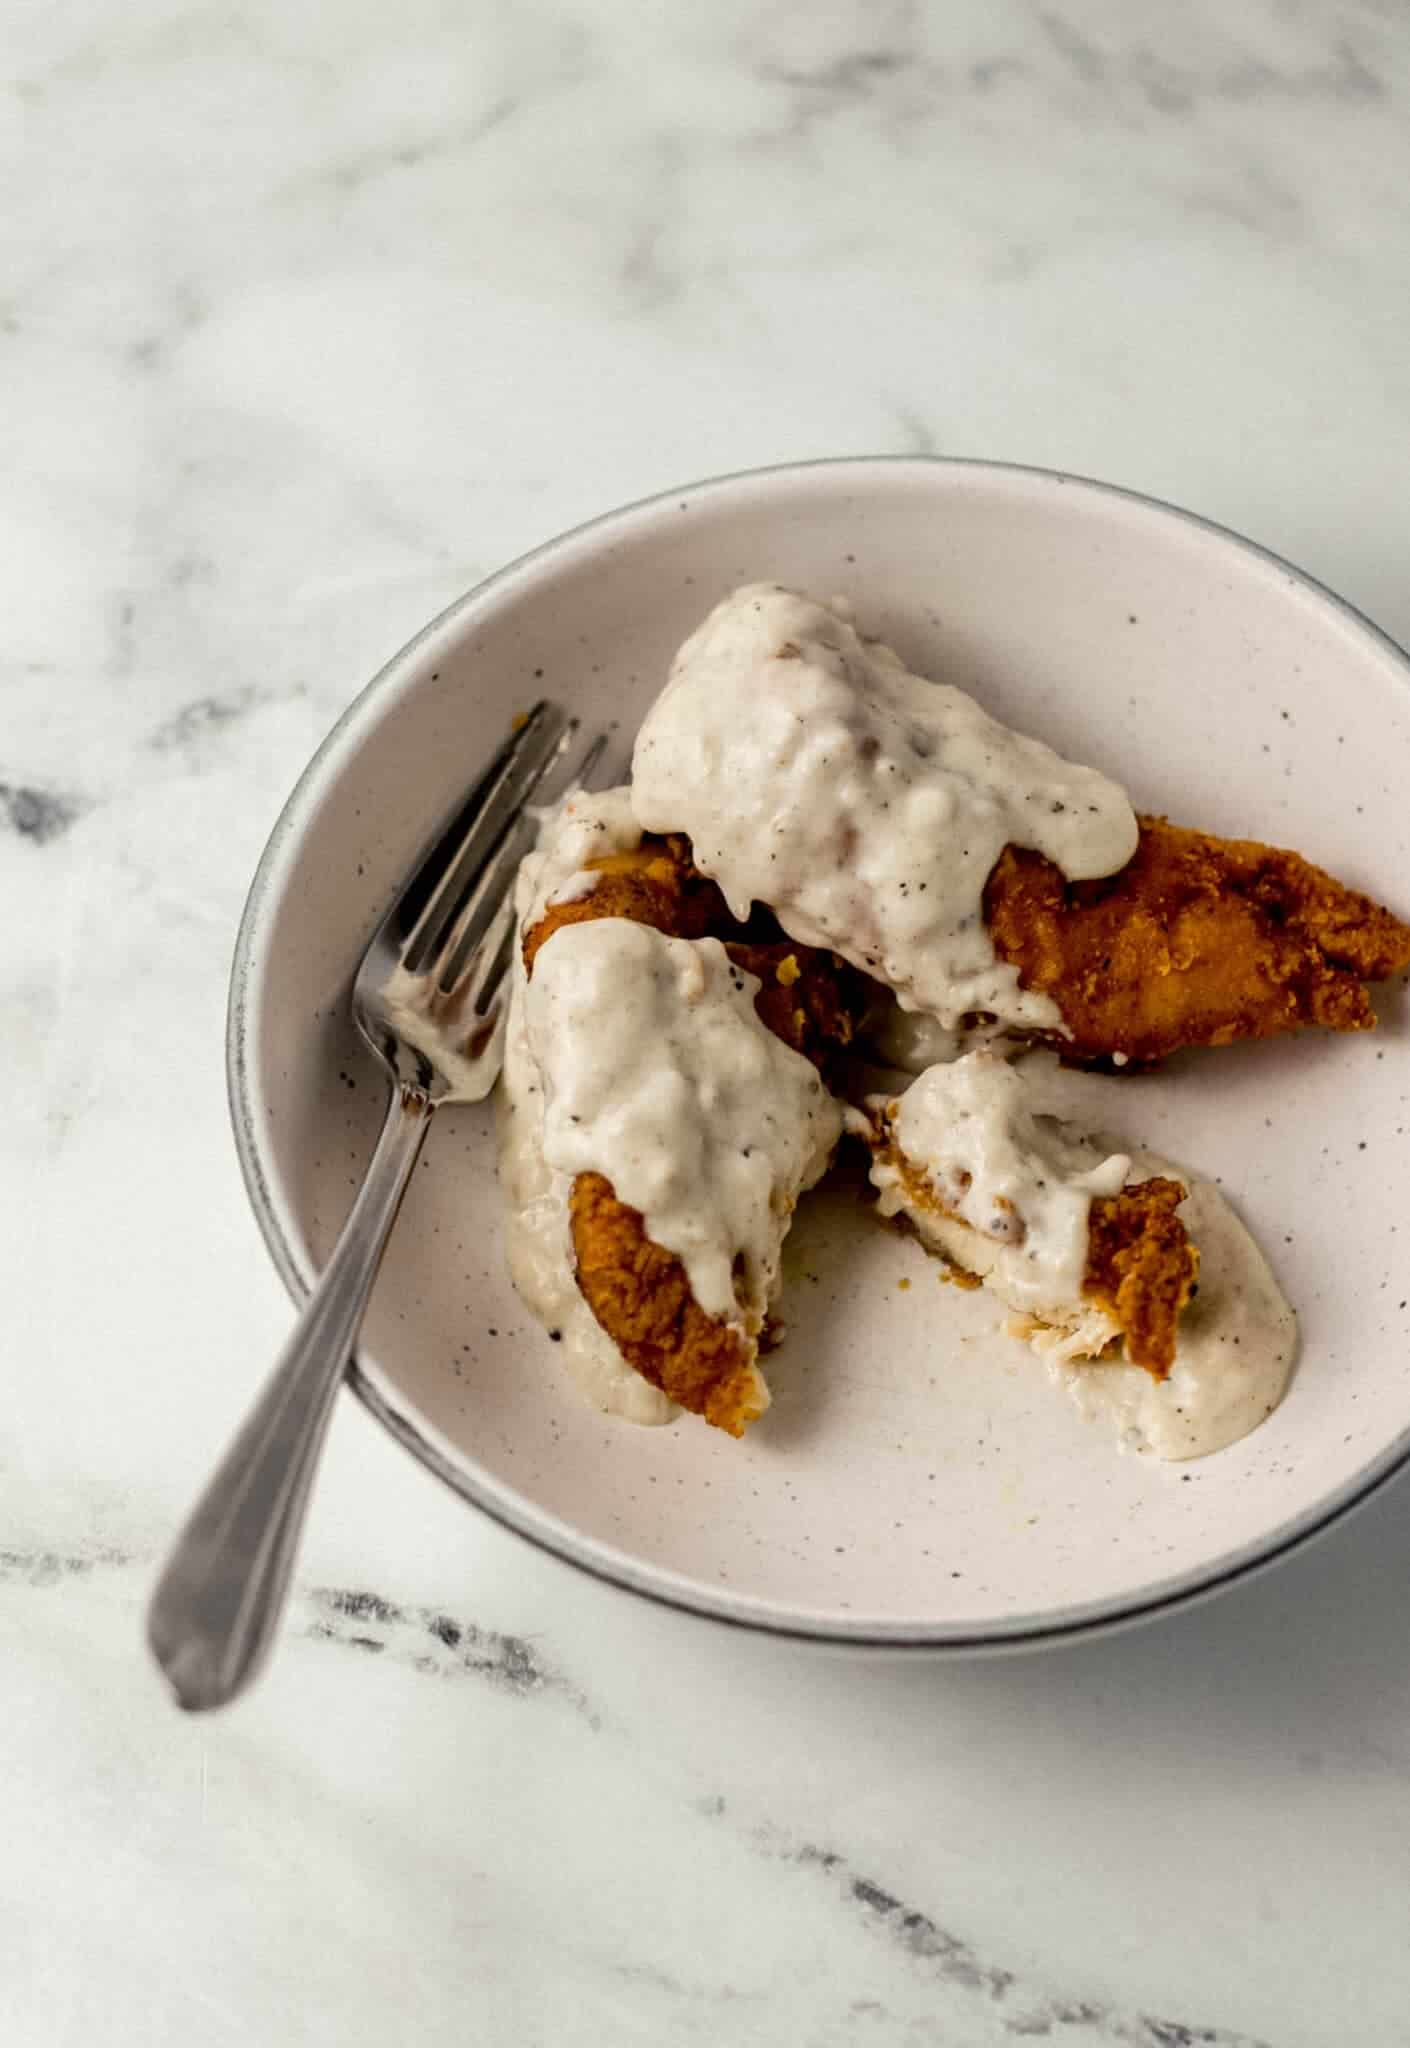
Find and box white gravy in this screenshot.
[867,1055,1296,1460]
[496,948,677,1424]
[631,584,1138,1030]
[1055,1158,1298,1461]
[517,783,642,927]
[494,790,681,1421]
[871,1051,1130,1314]
[523,919,841,1324]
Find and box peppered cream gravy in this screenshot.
[631,584,1137,1031]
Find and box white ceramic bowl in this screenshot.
[229,457,1410,1649]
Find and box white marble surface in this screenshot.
[8,1,1410,2040]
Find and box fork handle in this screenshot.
[147,1083,435,1711]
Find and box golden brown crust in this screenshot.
[1081,1177,1200,1377]
[720,938,863,1070]
[521,836,727,972]
[523,834,871,1079]
[526,841,846,1437]
[527,836,867,1437]
[872,1118,1198,1377]
[984,814,1410,1066]
[569,1171,768,1436]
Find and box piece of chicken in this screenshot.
[1079,1179,1201,1377]
[523,837,863,1436]
[523,832,872,1080]
[522,834,725,968]
[984,814,1410,1067]
[568,1171,769,1435]
[868,1103,1200,1377]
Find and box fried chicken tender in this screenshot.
[984,814,1410,1066]
[523,833,871,1079]
[522,834,725,970]
[525,835,862,1435]
[569,1172,769,1436]
[875,1127,1199,1377]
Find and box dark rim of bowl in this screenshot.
[227,453,1410,1653]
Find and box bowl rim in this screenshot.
[227,451,1410,1652]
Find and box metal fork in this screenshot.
[148,702,606,1713]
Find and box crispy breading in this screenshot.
[875,1128,1199,1377]
[523,834,870,1079]
[525,836,863,1435]
[521,835,726,972]
[984,814,1410,1066]
[720,938,865,1070]
[569,1171,769,1436]
[1081,1177,1200,1377]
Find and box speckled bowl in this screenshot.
[228,457,1410,1649]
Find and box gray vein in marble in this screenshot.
[108,593,139,681]
[147,680,305,756]
[992,238,1045,280]
[609,1958,764,2011]
[162,553,216,590]
[749,20,934,147]
[0,1546,131,1585]
[886,402,941,457]
[149,688,261,752]
[763,48,910,98]
[1215,36,1384,103]
[700,1808,1271,2047]
[619,137,687,314]
[0,1552,595,1721]
[970,54,1031,92]
[144,675,309,765]
[1039,14,1385,109]
[1184,157,1304,237]
[745,7,1389,151]
[0,781,87,844]
[303,1586,599,1723]
[304,95,520,199]
[126,281,206,373]
[1040,11,1107,84]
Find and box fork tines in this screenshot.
[397,703,618,1012]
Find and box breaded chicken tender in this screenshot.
[984,815,1410,1066]
[569,1172,769,1436]
[524,833,871,1079]
[523,847,855,1436]
[522,834,725,970]
[871,1113,1198,1377]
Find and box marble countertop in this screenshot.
[8,2,1410,2041]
